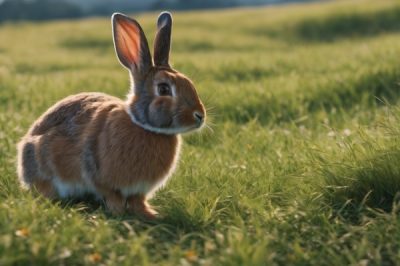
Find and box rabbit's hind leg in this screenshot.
[17,140,57,199]
[126,194,158,220]
[32,179,57,199]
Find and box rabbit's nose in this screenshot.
[193,111,204,124]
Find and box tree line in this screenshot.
[0,0,314,22]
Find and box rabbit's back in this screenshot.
[17,92,180,199]
[29,92,120,136]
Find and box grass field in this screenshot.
[1,0,400,265]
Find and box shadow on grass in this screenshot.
[256,6,400,43]
[321,147,400,221]
[294,7,400,42]
[315,107,400,221]
[213,65,278,82]
[58,191,238,250]
[219,68,400,125]
[56,194,219,256]
[59,37,111,52]
[14,62,86,74]
[173,40,256,53]
[307,69,400,111]
[58,193,217,230]
[58,195,104,213]
[174,41,217,52]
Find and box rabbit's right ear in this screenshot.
[153,12,173,67]
[112,13,152,79]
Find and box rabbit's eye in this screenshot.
[157,83,172,96]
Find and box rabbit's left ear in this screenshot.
[153,12,173,67]
[112,13,152,79]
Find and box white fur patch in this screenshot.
[52,178,98,198]
[120,181,153,197]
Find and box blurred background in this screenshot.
[0,0,319,22]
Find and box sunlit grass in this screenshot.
[1,0,400,264]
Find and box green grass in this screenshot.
[1,0,400,264]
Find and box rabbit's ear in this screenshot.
[112,13,152,78]
[153,12,172,67]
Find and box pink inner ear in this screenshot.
[115,18,141,66]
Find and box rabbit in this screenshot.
[16,12,206,219]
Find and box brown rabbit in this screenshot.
[16,12,206,219]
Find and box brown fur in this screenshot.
[32,179,56,199]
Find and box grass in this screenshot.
[1,0,400,264]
